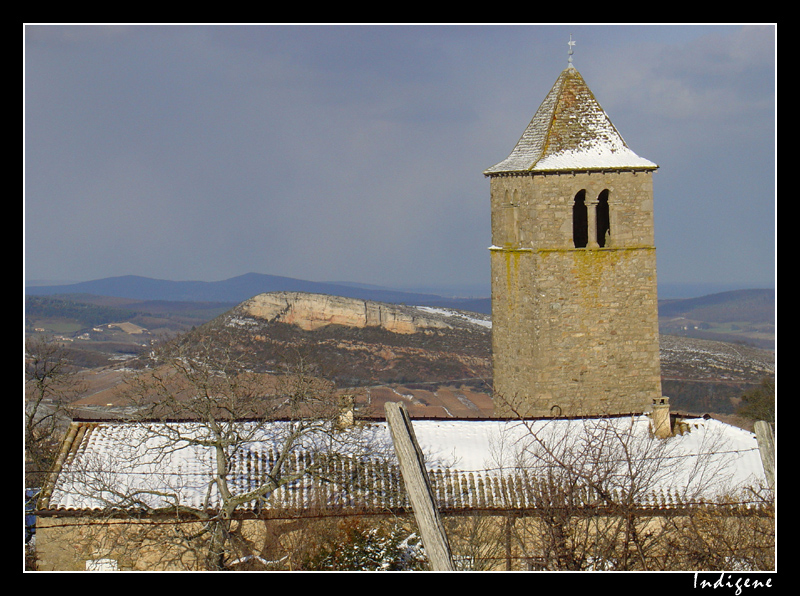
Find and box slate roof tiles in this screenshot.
[484,66,657,175]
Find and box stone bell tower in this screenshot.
[485,50,662,418]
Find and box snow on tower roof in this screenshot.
[484,65,658,175]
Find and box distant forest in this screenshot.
[25,296,140,330]
[662,379,753,416]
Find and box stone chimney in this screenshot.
[336,394,355,429]
[650,396,672,439]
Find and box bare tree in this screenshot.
[25,335,85,487]
[493,417,662,569]
[660,489,775,571]
[442,512,509,571]
[47,331,391,570]
[736,377,775,425]
[486,402,770,571]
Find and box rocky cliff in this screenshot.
[238,292,486,334]
[216,292,493,387]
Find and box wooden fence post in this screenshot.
[754,420,775,491]
[385,401,455,571]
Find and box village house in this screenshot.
[35,409,771,571]
[34,412,771,570]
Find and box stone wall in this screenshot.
[35,517,202,571]
[489,170,661,418]
[490,170,656,250]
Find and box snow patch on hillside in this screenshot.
[414,306,491,329]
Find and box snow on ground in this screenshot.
[414,306,492,329]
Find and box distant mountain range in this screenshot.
[24,273,493,314]
[658,289,775,323]
[25,274,777,324]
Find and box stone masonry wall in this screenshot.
[490,170,656,250]
[490,170,661,418]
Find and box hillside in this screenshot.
[27,275,774,347]
[26,282,773,362]
[67,293,495,419]
[57,290,774,424]
[26,275,773,343]
[658,288,775,349]
[215,292,493,387]
[26,276,774,421]
[24,294,234,368]
[217,292,774,417]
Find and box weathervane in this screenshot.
[568,34,575,68]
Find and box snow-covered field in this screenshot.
[659,334,774,382]
[414,306,492,329]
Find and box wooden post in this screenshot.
[754,420,775,491]
[385,401,455,571]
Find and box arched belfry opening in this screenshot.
[596,189,610,247]
[572,190,588,248]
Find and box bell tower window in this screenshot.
[572,190,588,248]
[596,189,610,247]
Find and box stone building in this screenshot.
[485,57,662,418]
[34,417,769,570]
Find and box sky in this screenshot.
[24,24,776,298]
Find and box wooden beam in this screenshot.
[385,401,455,571]
[754,420,775,491]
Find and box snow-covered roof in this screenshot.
[414,417,767,503]
[484,66,657,175]
[39,416,767,513]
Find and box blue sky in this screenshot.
[24,24,775,298]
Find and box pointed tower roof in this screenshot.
[484,65,657,175]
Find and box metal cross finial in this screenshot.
[568,35,576,68]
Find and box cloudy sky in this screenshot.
[24,24,775,298]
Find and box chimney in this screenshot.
[336,394,355,429]
[650,396,672,439]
